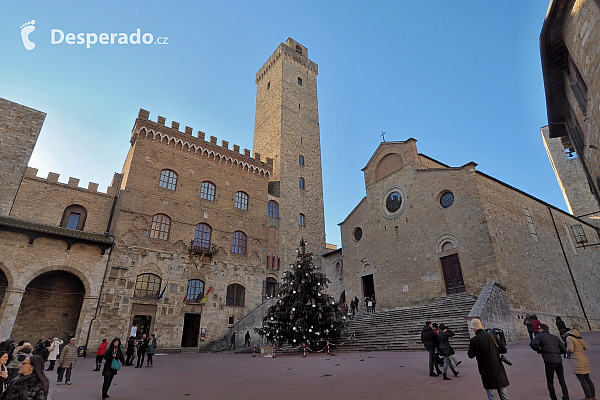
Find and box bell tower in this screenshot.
[253,38,326,268]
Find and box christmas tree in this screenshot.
[260,239,346,347]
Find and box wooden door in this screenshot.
[440,254,465,294]
[181,313,201,347]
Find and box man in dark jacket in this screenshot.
[421,321,442,377]
[135,334,149,368]
[468,318,510,400]
[530,324,569,400]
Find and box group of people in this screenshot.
[123,334,157,368]
[421,315,596,400]
[229,331,252,351]
[0,337,78,399]
[421,321,462,381]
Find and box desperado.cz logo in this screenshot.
[20,20,168,50]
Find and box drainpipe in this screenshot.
[547,206,591,330]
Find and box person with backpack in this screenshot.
[565,328,595,400]
[530,324,569,400]
[468,318,510,400]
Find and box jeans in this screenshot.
[57,366,72,382]
[125,354,134,365]
[575,373,595,398]
[136,352,145,367]
[485,387,509,400]
[528,331,534,341]
[147,354,153,366]
[428,349,441,374]
[102,374,114,397]
[443,356,457,375]
[545,363,569,400]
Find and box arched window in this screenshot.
[298,77,303,86]
[159,169,177,190]
[185,279,205,303]
[150,214,171,240]
[299,155,305,166]
[299,213,306,226]
[226,283,245,306]
[232,231,247,254]
[193,223,211,249]
[299,177,305,190]
[134,273,162,299]
[200,181,216,201]
[268,200,279,219]
[60,204,87,231]
[235,191,248,210]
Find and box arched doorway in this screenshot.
[11,271,85,342]
[0,269,7,308]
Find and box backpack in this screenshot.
[485,328,507,347]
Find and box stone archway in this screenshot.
[11,271,85,342]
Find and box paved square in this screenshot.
[48,332,600,400]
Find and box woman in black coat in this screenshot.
[437,324,459,380]
[0,355,49,400]
[102,338,125,400]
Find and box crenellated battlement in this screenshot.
[256,38,318,83]
[23,167,122,196]
[133,109,273,176]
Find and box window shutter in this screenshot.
[570,82,587,116]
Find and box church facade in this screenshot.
[0,38,328,351]
[332,140,600,340]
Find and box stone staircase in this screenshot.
[335,293,477,352]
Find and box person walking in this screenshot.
[94,339,108,371]
[135,334,148,368]
[530,324,569,400]
[244,331,251,347]
[468,318,510,400]
[564,328,595,400]
[354,296,359,312]
[437,324,459,380]
[531,315,542,337]
[421,321,442,377]
[0,355,49,400]
[350,300,356,317]
[125,336,136,366]
[0,351,9,396]
[57,338,77,385]
[45,337,62,371]
[229,332,237,351]
[146,337,155,367]
[524,313,535,341]
[555,317,567,333]
[102,338,125,400]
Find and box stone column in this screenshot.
[0,288,25,339]
[75,295,99,346]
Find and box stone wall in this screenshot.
[0,98,45,216]
[468,282,517,342]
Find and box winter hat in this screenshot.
[471,318,483,330]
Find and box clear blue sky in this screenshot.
[2,1,557,247]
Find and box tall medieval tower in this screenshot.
[253,38,326,268]
[0,98,45,216]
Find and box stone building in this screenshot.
[336,140,600,340]
[0,38,328,351]
[540,0,600,226]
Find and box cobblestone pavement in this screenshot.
[48,332,600,400]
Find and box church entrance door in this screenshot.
[362,274,375,300]
[440,254,465,294]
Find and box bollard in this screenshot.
[302,342,307,358]
[252,344,256,357]
[327,340,331,356]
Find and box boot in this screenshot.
[453,370,459,377]
[443,374,451,380]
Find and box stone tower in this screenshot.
[0,98,46,216]
[541,126,600,227]
[253,38,326,268]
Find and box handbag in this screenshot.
[111,357,121,371]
